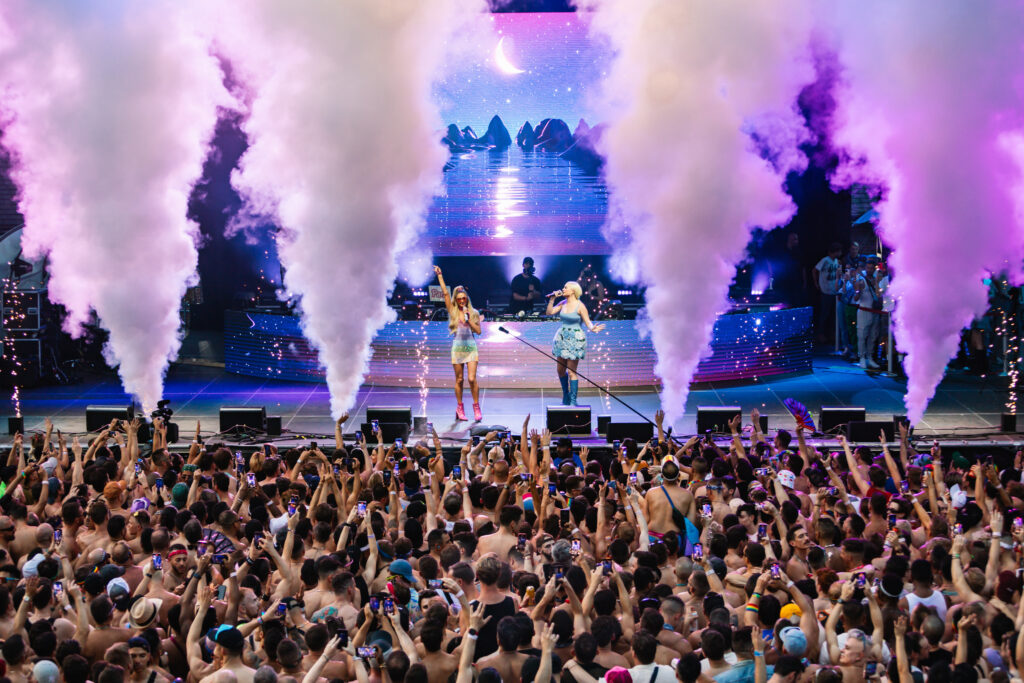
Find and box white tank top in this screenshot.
[905,589,947,621]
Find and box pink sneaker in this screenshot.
[473,403,482,421]
[455,403,466,421]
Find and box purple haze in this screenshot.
[825,0,1024,423]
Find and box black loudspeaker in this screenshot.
[86,405,132,432]
[366,407,412,427]
[597,415,611,435]
[547,406,592,436]
[606,421,654,443]
[819,407,866,434]
[847,420,894,442]
[360,422,409,443]
[892,415,912,438]
[413,416,428,434]
[696,406,742,434]
[266,416,282,436]
[219,406,267,433]
[7,416,23,435]
[1001,413,1023,433]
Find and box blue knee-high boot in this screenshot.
[569,379,579,406]
[559,375,570,405]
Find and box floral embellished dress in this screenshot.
[552,305,587,360]
[451,312,479,364]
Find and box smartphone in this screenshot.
[393,463,401,478]
[770,563,781,580]
[613,440,621,451]
[549,483,557,495]
[571,540,581,556]
[371,420,379,432]
[629,472,638,485]
[263,444,271,456]
[855,572,866,589]
[518,533,527,550]
[887,513,896,528]
[53,581,63,597]
[383,598,394,614]
[622,445,629,459]
[337,629,349,648]
[382,470,391,486]
[288,497,298,516]
[54,528,62,544]
[755,468,771,477]
[153,554,162,570]
[900,480,910,494]
[428,579,444,589]
[253,532,263,547]
[357,646,376,659]
[235,451,243,465]
[826,486,838,496]
[608,480,617,491]
[701,503,712,518]
[561,508,570,524]
[395,438,403,449]
[693,543,704,561]
[216,584,227,600]
[452,465,462,479]
[426,422,434,434]
[953,523,963,536]
[197,542,206,557]
[357,501,367,516]
[520,473,533,483]
[369,597,380,611]
[135,461,141,474]
[1014,517,1024,532]
[155,477,164,490]
[212,554,228,564]
[864,661,877,678]
[277,603,287,616]
[555,569,564,580]
[603,560,612,575]
[757,523,768,540]
[246,473,256,487]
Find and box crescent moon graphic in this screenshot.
[494,37,525,75]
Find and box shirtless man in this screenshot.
[475,505,523,561]
[643,460,696,542]
[785,525,813,582]
[417,619,459,683]
[188,588,256,683]
[83,596,133,662]
[477,617,529,682]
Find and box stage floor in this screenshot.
[6,353,1017,445]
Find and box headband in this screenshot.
[167,549,187,559]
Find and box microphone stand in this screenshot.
[497,325,680,445]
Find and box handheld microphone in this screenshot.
[546,290,562,298]
[498,326,510,334]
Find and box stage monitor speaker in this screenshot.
[597,415,611,436]
[606,422,654,443]
[892,415,912,438]
[86,405,132,432]
[7,416,23,435]
[696,406,742,435]
[547,406,592,436]
[1001,413,1023,433]
[266,416,282,437]
[219,406,267,433]
[360,422,409,443]
[164,422,179,444]
[366,407,412,427]
[847,420,894,442]
[819,407,866,434]
[470,424,509,437]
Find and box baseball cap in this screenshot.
[213,625,244,654]
[389,559,414,582]
[779,625,807,656]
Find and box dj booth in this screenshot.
[224,306,812,388]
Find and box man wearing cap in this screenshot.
[127,636,164,683]
[188,587,256,683]
[853,256,883,370]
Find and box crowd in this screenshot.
[0,410,1021,683]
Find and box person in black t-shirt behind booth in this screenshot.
[509,257,543,315]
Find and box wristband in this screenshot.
[993,533,1002,539]
[952,554,961,559]
[754,651,764,658]
[456,590,466,599]
[466,633,478,641]
[467,628,478,637]
[751,592,762,599]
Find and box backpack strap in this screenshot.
[660,485,678,511]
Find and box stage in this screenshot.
[6,351,1018,447]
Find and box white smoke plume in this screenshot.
[580,0,816,425]
[0,1,227,413]
[216,0,484,420]
[824,1,1024,424]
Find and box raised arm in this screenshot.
[546,291,563,316]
